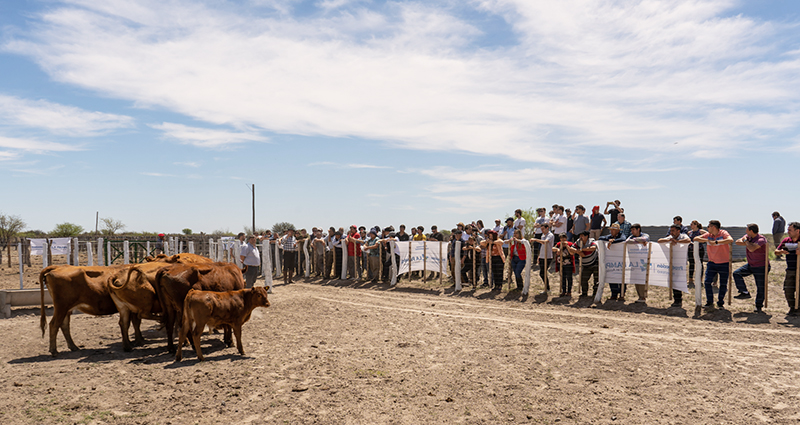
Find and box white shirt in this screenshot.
[537,233,554,260]
[551,214,567,235]
[514,217,526,232]
[240,243,261,266]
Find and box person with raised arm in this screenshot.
[694,220,734,309]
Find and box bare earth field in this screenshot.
[1,255,800,424]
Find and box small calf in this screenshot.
[176,286,270,361]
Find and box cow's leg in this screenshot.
[131,313,144,346]
[191,319,207,361]
[223,325,233,347]
[233,324,245,355]
[164,307,176,353]
[48,307,67,356]
[175,317,190,362]
[60,311,80,352]
[118,308,133,352]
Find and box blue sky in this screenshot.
[1,0,799,235]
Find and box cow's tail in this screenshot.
[39,266,56,337]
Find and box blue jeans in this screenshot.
[511,256,525,288]
[705,262,729,306]
[733,263,768,308]
[481,256,489,285]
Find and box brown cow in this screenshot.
[176,286,270,361]
[144,253,213,264]
[40,264,130,356]
[155,262,245,353]
[108,262,167,351]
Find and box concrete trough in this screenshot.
[0,288,52,318]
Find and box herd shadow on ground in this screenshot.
[9,324,252,367]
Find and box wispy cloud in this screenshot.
[0,136,82,153]
[150,122,268,148]
[0,94,134,136]
[345,163,390,169]
[4,0,799,165]
[174,161,200,167]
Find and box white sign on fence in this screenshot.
[29,239,46,256]
[395,241,449,276]
[648,242,689,292]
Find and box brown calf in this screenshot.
[176,287,270,361]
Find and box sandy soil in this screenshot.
[1,253,800,424]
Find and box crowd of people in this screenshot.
[232,202,799,317]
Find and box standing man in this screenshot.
[532,208,548,264]
[324,226,336,279]
[567,231,599,299]
[530,224,555,294]
[732,223,768,313]
[492,219,503,234]
[617,213,631,240]
[345,225,361,280]
[775,221,800,316]
[551,206,568,238]
[362,230,382,283]
[428,225,444,280]
[773,212,786,258]
[657,224,691,308]
[571,205,589,246]
[626,224,650,303]
[598,223,626,300]
[312,228,326,278]
[672,216,689,235]
[604,200,623,225]
[514,209,527,233]
[695,220,734,309]
[279,229,299,284]
[589,206,606,240]
[239,235,261,289]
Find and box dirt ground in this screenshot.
[2,253,800,424]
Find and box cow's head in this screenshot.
[252,286,271,309]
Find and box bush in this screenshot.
[182,228,192,235]
[51,222,85,237]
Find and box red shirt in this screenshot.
[346,232,361,256]
[511,241,526,260]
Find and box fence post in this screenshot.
[87,241,94,266]
[107,240,111,266]
[123,240,130,264]
[18,242,23,290]
[188,241,195,254]
[97,237,104,266]
[73,237,79,265]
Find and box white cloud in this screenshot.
[0,136,82,152]
[150,122,268,148]
[0,94,134,136]
[0,151,20,160]
[4,0,799,164]
[141,172,176,177]
[174,161,200,167]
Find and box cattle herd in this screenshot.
[38,253,271,361]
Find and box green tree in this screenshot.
[271,222,296,234]
[182,228,193,235]
[0,213,26,267]
[100,217,126,235]
[51,222,85,237]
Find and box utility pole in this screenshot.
[95,211,99,236]
[252,184,256,235]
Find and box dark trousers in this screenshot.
[333,248,343,278]
[733,263,767,308]
[705,261,730,306]
[560,264,574,294]
[784,269,799,310]
[491,255,504,289]
[511,256,525,289]
[481,256,489,285]
[580,262,599,296]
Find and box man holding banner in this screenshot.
[695,220,734,309]
[530,224,555,293]
[598,223,626,300]
[658,225,691,307]
[732,224,768,313]
[775,221,800,316]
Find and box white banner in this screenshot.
[623,243,650,284]
[29,238,46,256]
[50,238,71,256]
[649,242,689,292]
[601,242,625,284]
[395,241,449,277]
